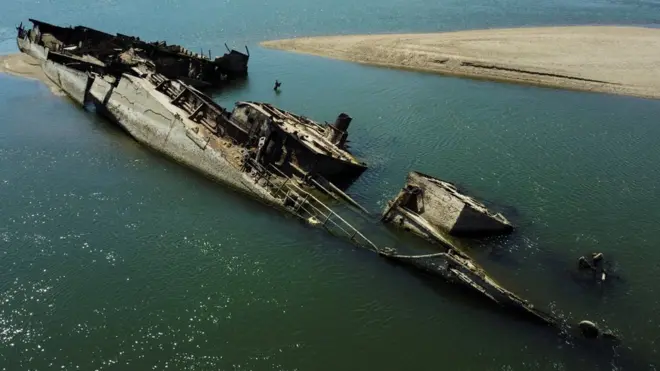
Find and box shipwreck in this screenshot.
[16,18,249,89]
[12,20,625,354]
[22,33,369,207]
[374,174,551,325]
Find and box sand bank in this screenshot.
[0,53,63,95]
[262,26,660,99]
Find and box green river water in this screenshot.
[1,0,660,369]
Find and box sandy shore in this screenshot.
[262,26,660,99]
[0,53,63,95]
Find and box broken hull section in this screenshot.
[36,62,561,331]
[383,251,558,326]
[383,171,514,242]
[42,59,90,105]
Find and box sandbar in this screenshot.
[0,53,63,95]
[261,26,660,99]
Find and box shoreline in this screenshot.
[261,26,660,100]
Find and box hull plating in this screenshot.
[45,62,279,205]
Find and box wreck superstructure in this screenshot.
[375,173,551,323]
[231,102,368,188]
[16,18,249,88]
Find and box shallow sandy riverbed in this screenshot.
[262,26,660,99]
[0,52,63,95]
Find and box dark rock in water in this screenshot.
[578,320,619,342]
[575,252,616,284]
[592,252,604,263]
[578,256,592,270]
[579,320,601,338]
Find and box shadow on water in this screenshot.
[451,179,522,220]
[204,77,249,97]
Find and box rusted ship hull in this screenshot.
[90,75,278,200]
[16,18,249,88]
[381,250,557,326]
[28,56,563,329]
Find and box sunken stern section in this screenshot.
[383,171,514,240]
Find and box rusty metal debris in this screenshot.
[381,248,560,325]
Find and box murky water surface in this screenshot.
[1,0,660,369]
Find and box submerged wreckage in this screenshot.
[14,19,619,346]
[16,18,249,88]
[378,174,555,325]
